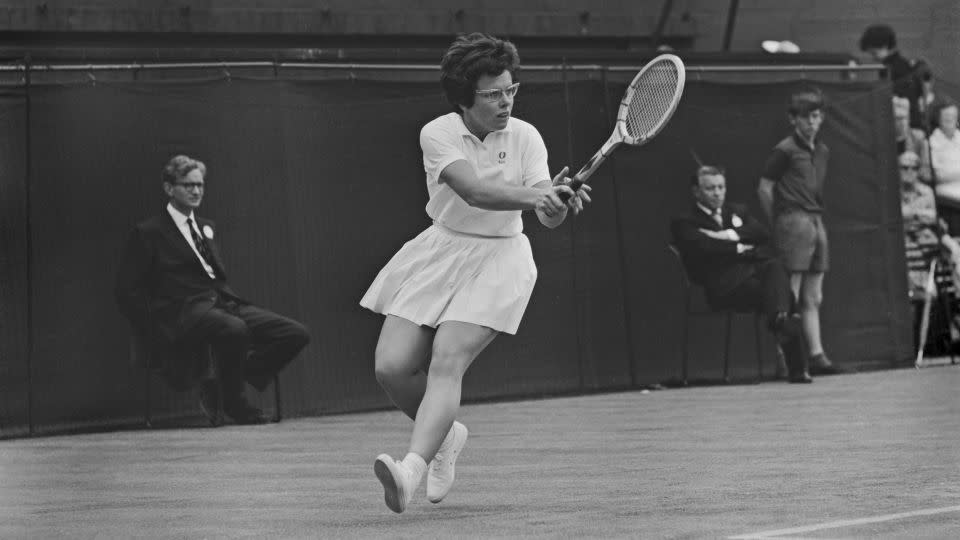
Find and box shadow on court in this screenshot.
[1,365,958,538]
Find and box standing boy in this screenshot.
[758,88,842,378]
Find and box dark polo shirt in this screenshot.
[883,51,923,128]
[761,132,829,216]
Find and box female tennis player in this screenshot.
[360,32,591,513]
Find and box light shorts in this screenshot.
[359,223,538,335]
[774,211,829,272]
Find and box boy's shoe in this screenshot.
[809,352,847,375]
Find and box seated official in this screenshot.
[115,154,310,424]
[901,150,960,297]
[671,165,814,383]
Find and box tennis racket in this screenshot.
[560,54,686,200]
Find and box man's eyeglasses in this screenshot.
[900,165,920,171]
[175,182,205,190]
[475,83,520,103]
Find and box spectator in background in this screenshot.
[758,87,843,377]
[900,150,960,303]
[928,101,960,203]
[893,96,931,183]
[860,24,923,129]
[671,165,808,382]
[115,154,311,425]
[913,60,951,133]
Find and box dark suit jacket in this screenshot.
[115,209,247,344]
[670,202,774,302]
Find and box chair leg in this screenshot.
[205,345,225,427]
[947,295,958,365]
[144,362,153,429]
[272,375,283,422]
[215,379,225,427]
[723,313,733,383]
[681,303,691,386]
[754,314,764,381]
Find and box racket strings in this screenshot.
[624,62,681,140]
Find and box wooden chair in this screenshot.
[668,244,765,384]
[130,334,224,427]
[130,333,283,427]
[905,235,958,363]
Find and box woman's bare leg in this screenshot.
[373,315,434,420]
[408,321,498,461]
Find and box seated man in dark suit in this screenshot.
[671,165,811,383]
[115,154,311,423]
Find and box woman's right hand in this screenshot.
[536,185,573,218]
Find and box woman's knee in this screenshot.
[374,349,421,386]
[427,343,472,380]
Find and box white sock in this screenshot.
[402,453,427,484]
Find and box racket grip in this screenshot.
[558,179,584,202]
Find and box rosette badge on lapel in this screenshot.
[203,225,215,239]
[731,214,743,228]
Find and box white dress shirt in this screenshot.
[166,203,217,279]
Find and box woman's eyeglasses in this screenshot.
[475,83,520,103]
[900,165,920,171]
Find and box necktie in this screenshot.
[713,210,723,227]
[186,218,216,278]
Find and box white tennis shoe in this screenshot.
[427,421,468,503]
[374,454,416,513]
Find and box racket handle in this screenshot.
[558,179,584,202]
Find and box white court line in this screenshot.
[728,505,960,539]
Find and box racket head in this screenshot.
[616,54,686,146]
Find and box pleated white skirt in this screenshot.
[359,223,538,334]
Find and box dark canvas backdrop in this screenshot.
[0,74,910,436]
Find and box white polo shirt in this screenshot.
[420,112,550,237]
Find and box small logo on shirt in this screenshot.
[498,151,507,164]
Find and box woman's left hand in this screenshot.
[551,168,593,215]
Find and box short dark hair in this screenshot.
[691,165,725,186]
[859,24,897,51]
[788,87,824,116]
[933,99,959,124]
[161,154,206,185]
[440,33,520,112]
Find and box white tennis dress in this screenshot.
[360,113,551,334]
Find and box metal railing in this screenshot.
[0,60,886,73]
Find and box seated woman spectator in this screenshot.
[894,96,931,182]
[901,150,960,298]
[928,101,960,204]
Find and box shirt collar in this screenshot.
[792,130,817,152]
[883,50,904,66]
[166,202,195,227]
[454,113,513,141]
[933,128,959,142]
[696,202,720,217]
